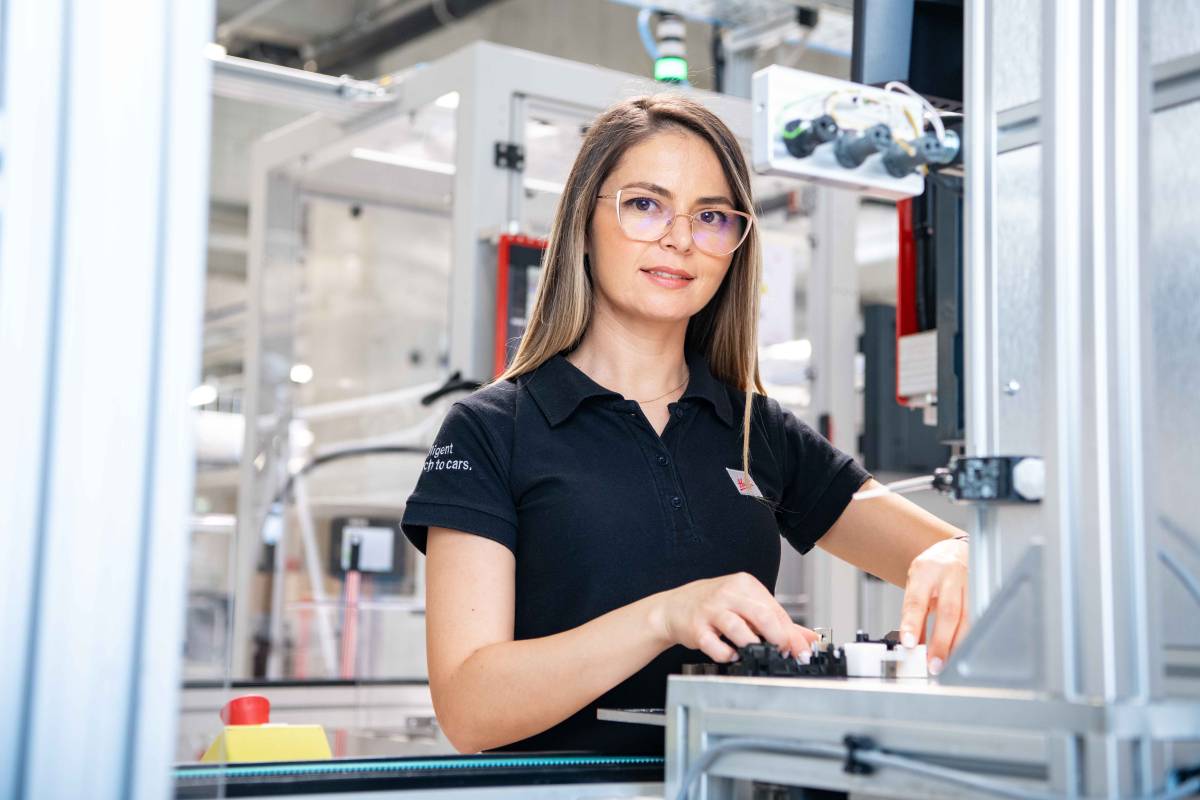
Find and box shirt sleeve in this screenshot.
[774,405,872,555]
[401,401,517,556]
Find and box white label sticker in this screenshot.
[726,468,764,498]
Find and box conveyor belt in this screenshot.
[175,753,664,797]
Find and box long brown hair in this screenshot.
[498,93,765,471]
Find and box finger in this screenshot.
[926,579,964,674]
[899,570,935,649]
[696,627,737,663]
[727,594,792,648]
[788,623,817,659]
[714,610,761,649]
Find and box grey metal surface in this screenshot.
[598,709,668,728]
[994,145,1043,458]
[664,675,1200,799]
[0,2,215,798]
[940,544,1044,688]
[993,0,1042,111]
[1149,100,1200,659]
[1151,0,1200,65]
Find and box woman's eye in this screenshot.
[628,196,660,213]
[699,210,728,225]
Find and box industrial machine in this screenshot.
[628,3,1200,799]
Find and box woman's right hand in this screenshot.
[650,572,819,663]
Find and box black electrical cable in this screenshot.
[266,373,484,507]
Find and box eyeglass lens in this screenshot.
[617,192,747,255]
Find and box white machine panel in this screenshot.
[752,65,927,201]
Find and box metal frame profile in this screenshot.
[232,41,757,678]
[664,1,1200,798]
[0,1,215,798]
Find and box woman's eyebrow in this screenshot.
[620,181,734,207]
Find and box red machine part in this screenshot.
[220,695,270,726]
[895,197,918,407]
[494,234,549,378]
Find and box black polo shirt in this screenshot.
[401,348,870,755]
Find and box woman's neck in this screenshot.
[566,308,689,401]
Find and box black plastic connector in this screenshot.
[934,455,1044,503]
[881,130,962,177]
[782,114,838,159]
[843,735,877,775]
[696,642,848,678]
[834,123,892,168]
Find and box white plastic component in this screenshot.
[898,330,938,399]
[843,642,928,678]
[752,65,927,201]
[1012,457,1046,501]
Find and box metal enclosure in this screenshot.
[665,1,1200,797]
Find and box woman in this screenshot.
[401,94,967,756]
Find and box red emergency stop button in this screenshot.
[220,695,270,725]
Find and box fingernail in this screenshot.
[929,657,943,676]
[901,631,917,649]
[799,649,812,665]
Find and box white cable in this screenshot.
[853,474,935,501]
[885,80,946,144]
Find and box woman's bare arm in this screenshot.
[817,478,969,670]
[816,478,963,587]
[425,526,815,753]
[425,527,672,752]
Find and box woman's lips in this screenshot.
[640,268,694,288]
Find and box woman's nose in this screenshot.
[659,214,693,251]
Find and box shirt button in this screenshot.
[673,407,684,417]
[657,455,669,466]
[670,496,683,509]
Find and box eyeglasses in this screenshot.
[596,187,754,257]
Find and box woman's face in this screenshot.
[588,129,738,328]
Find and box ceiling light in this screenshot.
[290,363,314,384]
[189,384,218,407]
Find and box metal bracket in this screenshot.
[940,544,1045,689]
[493,141,525,171]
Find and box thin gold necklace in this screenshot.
[634,368,689,404]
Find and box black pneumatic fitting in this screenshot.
[782,114,838,159]
[834,123,892,168]
[878,134,950,178]
[843,735,877,775]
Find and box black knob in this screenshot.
[855,630,869,642]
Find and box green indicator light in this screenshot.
[655,56,688,82]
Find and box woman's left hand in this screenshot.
[898,537,969,676]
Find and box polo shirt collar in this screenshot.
[523,353,621,427]
[681,347,735,427]
[525,348,735,429]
